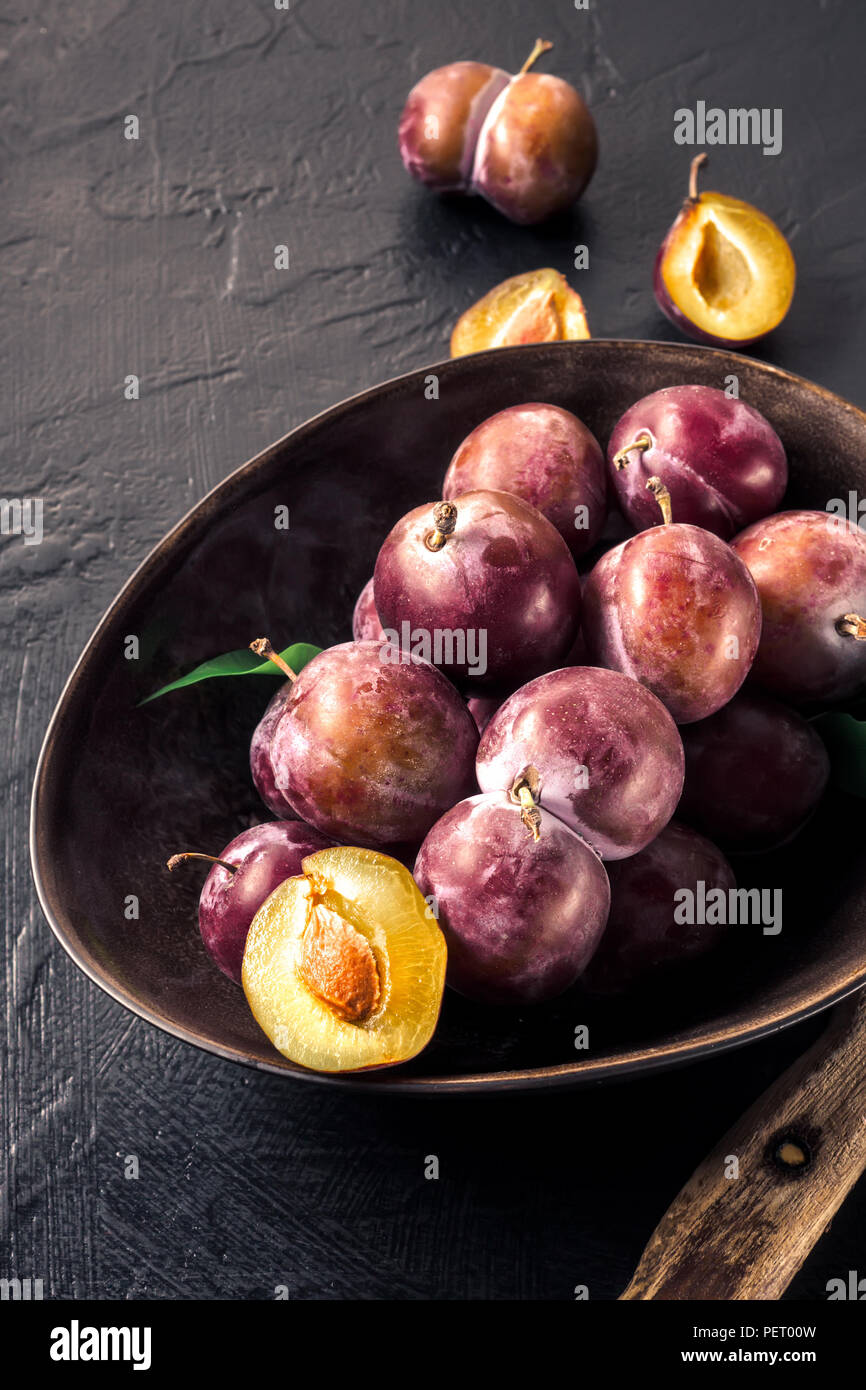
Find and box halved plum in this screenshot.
[242,846,447,1073]
[655,155,795,348]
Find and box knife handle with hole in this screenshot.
[621,988,866,1300]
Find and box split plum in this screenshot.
[399,39,597,225]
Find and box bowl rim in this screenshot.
[29,338,866,1093]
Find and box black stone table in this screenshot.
[3,0,865,1299]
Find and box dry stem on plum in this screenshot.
[424,500,458,552]
[612,431,653,471]
[646,476,673,525]
[519,37,554,74]
[509,766,543,842]
[167,851,237,874]
[249,638,297,681]
[688,152,708,203]
[836,613,866,641]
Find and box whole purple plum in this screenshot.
[679,690,830,851]
[476,666,684,860]
[731,510,866,705]
[607,386,787,539]
[173,821,337,983]
[373,489,581,688]
[466,690,506,736]
[352,577,385,643]
[413,792,610,1005]
[269,641,478,847]
[443,403,606,560]
[582,514,762,723]
[250,682,298,819]
[582,821,735,994]
[398,41,597,225]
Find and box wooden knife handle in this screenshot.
[621,987,866,1300]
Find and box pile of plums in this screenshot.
[176,383,866,1071]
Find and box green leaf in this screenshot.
[813,711,866,797]
[139,642,322,705]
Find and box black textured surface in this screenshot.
[5,0,866,1300]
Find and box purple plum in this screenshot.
[607,385,787,539]
[678,690,830,850]
[269,641,479,847]
[732,510,866,705]
[466,690,506,736]
[443,403,606,560]
[582,821,735,993]
[352,577,385,643]
[582,513,762,723]
[476,666,684,860]
[373,489,581,688]
[176,821,337,983]
[414,791,610,1005]
[250,682,298,819]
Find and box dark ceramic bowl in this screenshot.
[30,341,866,1092]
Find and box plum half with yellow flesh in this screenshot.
[242,847,447,1073]
[655,154,795,347]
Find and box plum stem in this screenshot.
[688,152,708,202]
[425,500,458,553]
[836,613,866,640]
[249,638,297,681]
[646,476,673,525]
[520,38,553,74]
[167,852,237,874]
[510,769,542,842]
[612,431,652,470]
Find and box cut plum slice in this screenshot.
[450,268,590,357]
